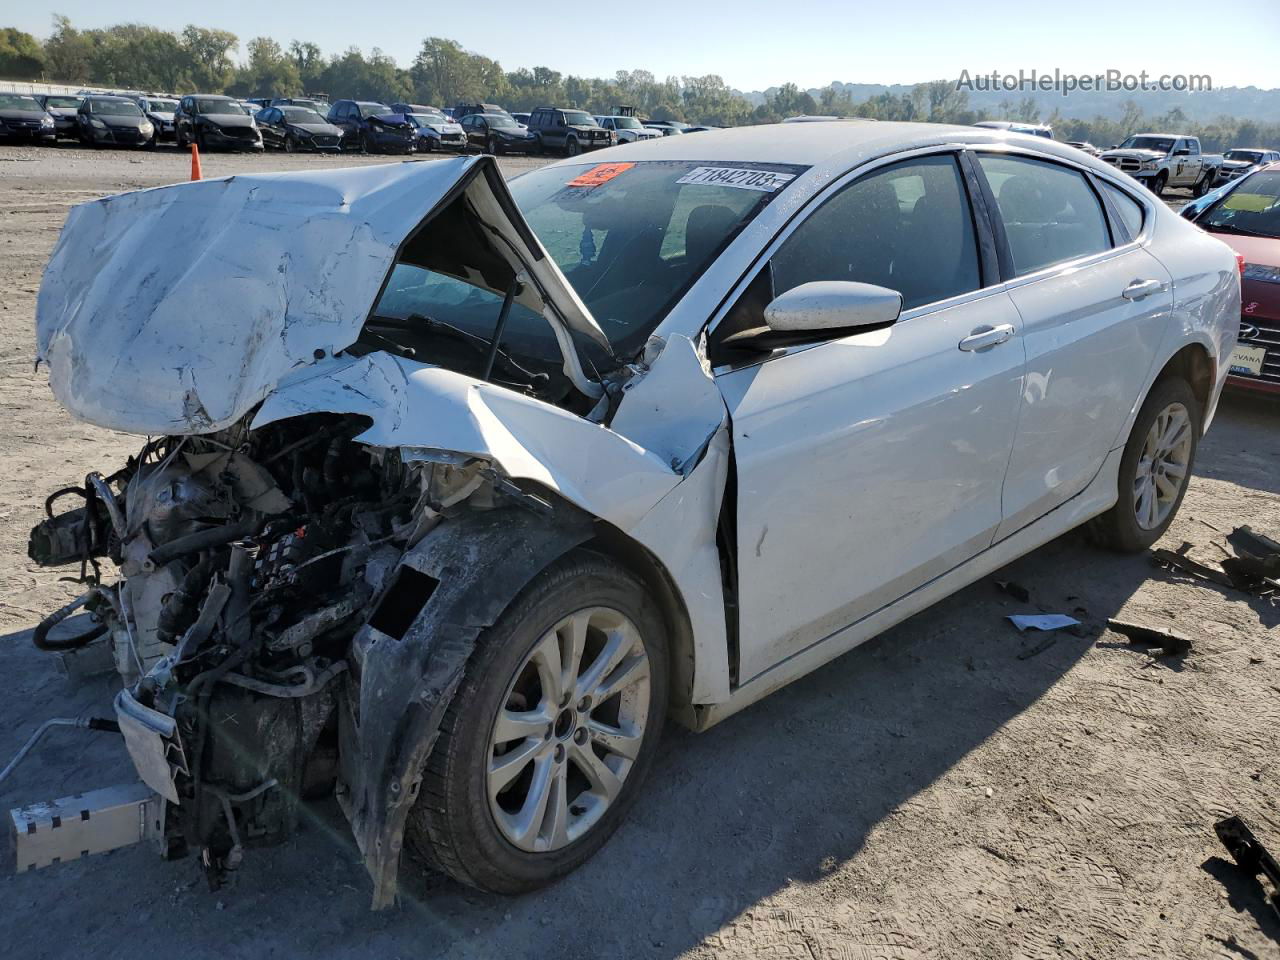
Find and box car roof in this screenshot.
[580,120,1119,174]
[193,94,235,100]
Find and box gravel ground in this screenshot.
[0,141,1277,960]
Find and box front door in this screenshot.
[716,153,1026,683]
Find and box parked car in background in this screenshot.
[1182,161,1280,393]
[594,114,660,142]
[0,93,56,144]
[175,95,263,151]
[1100,134,1222,196]
[256,104,342,152]
[1065,141,1101,156]
[642,120,688,136]
[76,95,152,148]
[526,107,614,155]
[271,97,330,115]
[1217,149,1280,185]
[135,96,179,145]
[37,94,82,139]
[682,125,718,134]
[973,120,1053,138]
[510,111,531,125]
[452,102,512,123]
[28,123,1238,903]
[326,99,415,154]
[460,112,537,154]
[390,104,466,151]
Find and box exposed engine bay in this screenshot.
[27,411,564,900]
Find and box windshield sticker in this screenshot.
[675,167,796,192]
[567,162,635,188]
[1222,192,1276,213]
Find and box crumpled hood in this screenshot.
[370,114,412,128]
[37,155,609,435]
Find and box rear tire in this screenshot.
[1193,173,1212,197]
[405,551,669,894]
[565,137,581,157]
[1088,377,1200,553]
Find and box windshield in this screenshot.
[0,94,42,111]
[1119,136,1174,153]
[369,160,807,392]
[90,99,143,117]
[281,107,325,123]
[358,102,390,118]
[44,96,81,109]
[410,109,446,124]
[563,111,597,126]
[147,99,178,113]
[1199,171,1280,240]
[486,115,519,129]
[1226,150,1265,163]
[197,99,246,115]
[611,116,642,129]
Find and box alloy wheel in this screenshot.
[1133,401,1192,530]
[487,606,652,853]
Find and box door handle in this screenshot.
[958,323,1015,352]
[1122,278,1163,301]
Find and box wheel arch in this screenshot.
[1153,340,1216,432]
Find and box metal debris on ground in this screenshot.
[1214,815,1280,925]
[994,579,1031,603]
[1150,528,1280,600]
[1007,614,1081,632]
[1105,619,1193,657]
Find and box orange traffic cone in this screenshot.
[190,142,202,181]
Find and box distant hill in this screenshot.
[736,81,1280,123]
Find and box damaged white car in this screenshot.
[17,123,1239,905]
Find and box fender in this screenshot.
[337,505,593,908]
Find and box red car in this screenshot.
[1185,161,1280,393]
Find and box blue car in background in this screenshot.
[325,99,415,154]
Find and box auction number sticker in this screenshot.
[675,167,796,192]
[567,163,635,187]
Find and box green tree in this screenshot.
[0,26,44,79]
[181,24,237,90]
[230,37,301,97]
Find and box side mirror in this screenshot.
[722,281,903,351]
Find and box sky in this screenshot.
[10,0,1280,92]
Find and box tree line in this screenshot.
[2,19,1277,151]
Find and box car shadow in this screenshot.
[0,402,1272,958]
[0,526,1161,960]
[1201,855,1280,948]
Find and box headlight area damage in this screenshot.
[14,156,733,908]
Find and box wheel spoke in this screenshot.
[488,737,543,795]
[541,762,571,850]
[587,718,643,761]
[577,625,635,700]
[569,740,623,802]
[592,653,651,705]
[493,707,553,744]
[558,611,590,702]
[1162,460,1187,481]
[503,753,555,846]
[1154,473,1179,500]
[1145,483,1159,527]
[1160,411,1190,453]
[529,631,564,707]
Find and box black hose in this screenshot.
[33,594,108,652]
[156,554,216,645]
[147,520,258,568]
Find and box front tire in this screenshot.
[405,551,668,894]
[1149,172,1167,196]
[1088,377,1200,552]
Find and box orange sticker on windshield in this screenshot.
[567,163,635,187]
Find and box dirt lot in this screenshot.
[0,141,1277,960]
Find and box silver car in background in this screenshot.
[23,123,1238,905]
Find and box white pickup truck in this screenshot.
[1101,134,1223,197]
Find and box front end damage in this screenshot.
[15,156,733,906]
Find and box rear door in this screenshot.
[715,151,1026,682]
[973,152,1173,539]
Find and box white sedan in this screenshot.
[28,122,1240,904]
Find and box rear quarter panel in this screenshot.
[1143,206,1240,432]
